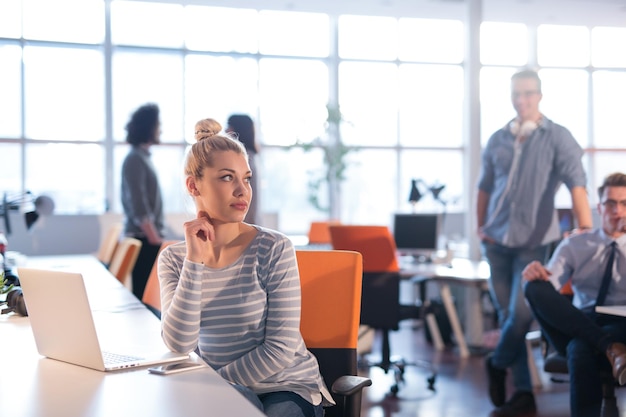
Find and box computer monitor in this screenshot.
[392,213,441,260]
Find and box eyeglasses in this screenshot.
[511,90,540,99]
[601,199,626,210]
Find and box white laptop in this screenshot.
[17,267,189,371]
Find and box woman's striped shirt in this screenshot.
[158,226,332,407]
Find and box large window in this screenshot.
[480,21,626,207]
[1,0,625,235]
[24,46,106,142]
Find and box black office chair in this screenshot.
[329,225,437,395]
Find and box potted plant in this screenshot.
[290,103,357,220]
[1,271,15,295]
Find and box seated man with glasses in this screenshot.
[523,172,626,417]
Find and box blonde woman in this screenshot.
[158,118,332,417]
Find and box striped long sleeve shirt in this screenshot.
[158,226,333,407]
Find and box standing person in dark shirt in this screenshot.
[121,103,164,300]
[227,114,260,225]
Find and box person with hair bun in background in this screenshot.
[226,114,260,225]
[157,118,332,417]
[121,103,164,300]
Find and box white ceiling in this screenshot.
[168,0,626,27]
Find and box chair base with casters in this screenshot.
[329,224,438,396]
[359,271,437,395]
[357,333,437,395]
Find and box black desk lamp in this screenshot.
[408,179,423,213]
[429,184,445,202]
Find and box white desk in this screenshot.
[401,258,491,358]
[0,255,266,417]
[596,305,626,317]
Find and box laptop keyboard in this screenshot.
[103,351,143,365]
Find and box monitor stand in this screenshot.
[413,253,433,264]
[399,252,433,265]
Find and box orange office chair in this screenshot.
[307,220,340,246]
[96,222,123,267]
[297,250,372,417]
[329,224,436,395]
[142,240,179,318]
[108,237,142,287]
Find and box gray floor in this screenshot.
[358,319,626,417]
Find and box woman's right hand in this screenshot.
[183,211,215,264]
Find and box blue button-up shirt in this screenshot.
[547,229,626,310]
[478,117,587,248]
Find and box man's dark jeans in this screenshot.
[524,280,626,417]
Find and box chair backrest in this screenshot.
[296,250,364,417]
[96,223,123,266]
[142,240,179,315]
[328,225,399,272]
[329,224,402,329]
[307,220,341,245]
[560,279,573,296]
[108,237,142,285]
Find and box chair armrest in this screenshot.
[331,375,372,396]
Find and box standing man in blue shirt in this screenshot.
[477,68,593,417]
[523,172,626,417]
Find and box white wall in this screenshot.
[3,211,281,256]
[2,209,601,256]
[3,212,188,256]
[3,210,455,255]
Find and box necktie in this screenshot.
[596,241,617,307]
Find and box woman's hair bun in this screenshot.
[194,118,222,142]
